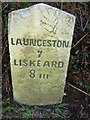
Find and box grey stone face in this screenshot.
[8,3,75,105]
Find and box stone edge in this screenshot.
[8,3,76,19]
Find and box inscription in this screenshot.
[12,38,66,79]
[14,59,64,68]
[38,50,42,57]
[11,38,69,48]
[39,74,49,79]
[29,69,36,78]
[29,69,49,79]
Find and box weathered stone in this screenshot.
[8,3,75,105]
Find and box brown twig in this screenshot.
[2,67,10,77]
[2,4,8,11]
[79,5,90,31]
[72,32,88,49]
[60,1,63,10]
[67,83,90,97]
[79,7,83,31]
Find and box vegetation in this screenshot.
[2,2,90,119]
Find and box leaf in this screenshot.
[86,24,90,31]
[56,103,69,109]
[85,85,90,93]
[2,98,10,105]
[51,112,65,119]
[2,106,18,113]
[75,50,79,55]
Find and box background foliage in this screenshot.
[2,2,90,119]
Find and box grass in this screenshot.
[2,98,69,119]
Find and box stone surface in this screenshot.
[8,3,75,105]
